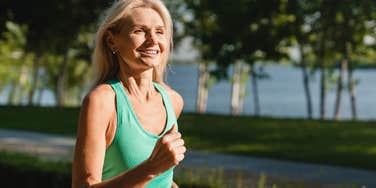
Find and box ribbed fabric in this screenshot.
[102,78,177,188]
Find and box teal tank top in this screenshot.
[102,79,178,188]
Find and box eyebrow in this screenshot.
[130,24,165,29]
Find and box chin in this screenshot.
[140,59,161,68]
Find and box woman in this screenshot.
[72,0,186,187]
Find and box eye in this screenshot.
[156,29,164,35]
[134,29,144,33]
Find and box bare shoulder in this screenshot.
[84,84,114,107]
[81,84,116,123]
[158,82,184,118]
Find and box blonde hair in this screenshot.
[92,0,173,86]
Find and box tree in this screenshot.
[305,0,340,120]
[184,0,223,113]
[0,21,34,105]
[2,0,109,106]
[320,0,376,120]
[185,0,294,115]
[241,0,297,116]
[336,0,376,120]
[281,0,320,119]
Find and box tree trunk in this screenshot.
[7,55,29,105]
[27,54,41,106]
[37,86,44,106]
[7,80,17,105]
[250,63,260,116]
[56,50,69,107]
[238,63,250,114]
[333,59,347,120]
[196,62,209,113]
[319,61,327,120]
[299,46,313,119]
[348,64,357,120]
[15,65,29,105]
[346,43,357,120]
[319,30,327,120]
[231,62,241,115]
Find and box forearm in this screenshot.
[88,160,157,188]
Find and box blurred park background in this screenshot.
[1,0,376,187]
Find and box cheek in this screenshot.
[131,35,146,47]
[118,41,139,58]
[121,34,144,49]
[159,39,169,52]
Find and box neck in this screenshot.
[118,67,156,101]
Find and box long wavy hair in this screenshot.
[92,0,173,86]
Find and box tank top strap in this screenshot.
[106,78,122,92]
[106,78,127,107]
[152,82,178,128]
[106,78,126,145]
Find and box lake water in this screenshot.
[1,63,375,120]
[166,63,376,120]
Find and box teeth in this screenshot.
[143,50,157,54]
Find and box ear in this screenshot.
[105,31,117,51]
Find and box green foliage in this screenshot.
[164,0,187,47]
[0,21,95,106]
[1,0,108,54]
[0,21,28,66]
[48,30,95,106]
[0,0,109,106]
[1,0,375,108]
[0,152,71,188]
[4,21,26,46]
[0,106,79,135]
[0,21,34,96]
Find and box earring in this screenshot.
[112,48,119,54]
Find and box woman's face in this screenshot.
[111,7,168,72]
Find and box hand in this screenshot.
[147,124,186,176]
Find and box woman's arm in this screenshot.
[72,85,186,188]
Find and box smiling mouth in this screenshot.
[138,49,159,55]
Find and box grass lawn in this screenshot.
[1,106,376,171]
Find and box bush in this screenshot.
[0,152,71,188]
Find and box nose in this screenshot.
[145,32,157,45]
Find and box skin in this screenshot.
[72,7,185,188]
